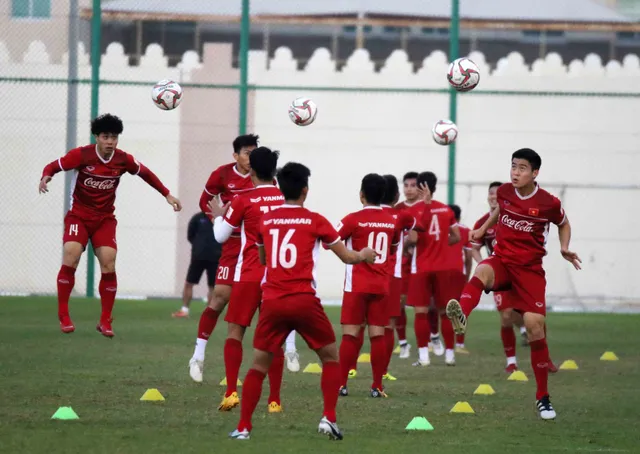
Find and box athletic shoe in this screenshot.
[59,314,75,334]
[339,386,348,397]
[268,401,282,413]
[455,345,470,354]
[318,416,343,440]
[189,358,204,383]
[505,363,518,373]
[348,369,357,379]
[536,395,556,420]
[446,299,467,335]
[399,343,411,359]
[172,309,189,318]
[548,361,558,374]
[445,350,456,366]
[285,351,300,372]
[96,318,114,338]
[229,429,250,440]
[218,391,240,411]
[370,388,388,398]
[412,359,430,367]
[382,372,397,381]
[430,335,445,356]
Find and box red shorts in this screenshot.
[407,270,460,309]
[63,213,117,250]
[386,277,403,319]
[341,292,388,326]
[216,236,241,286]
[493,291,513,312]
[225,281,262,327]
[253,295,336,353]
[401,262,412,295]
[484,255,547,316]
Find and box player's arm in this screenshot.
[464,247,474,277]
[471,207,499,242]
[471,245,484,263]
[448,224,461,245]
[211,197,242,244]
[317,214,376,263]
[126,154,182,211]
[554,205,581,270]
[328,241,377,264]
[187,215,199,244]
[256,229,266,265]
[39,148,84,193]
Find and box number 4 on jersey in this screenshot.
[428,216,441,241]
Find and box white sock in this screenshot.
[445,349,455,361]
[181,306,189,314]
[418,347,430,362]
[519,326,527,335]
[430,333,441,341]
[285,331,297,353]
[506,356,517,365]
[399,339,407,346]
[193,338,207,361]
[456,343,464,348]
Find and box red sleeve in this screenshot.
[199,168,224,215]
[391,225,402,246]
[336,214,354,241]
[461,228,472,248]
[317,214,341,245]
[549,197,566,226]
[447,208,456,227]
[41,147,83,178]
[401,211,419,231]
[224,196,245,228]
[127,154,170,197]
[256,223,264,246]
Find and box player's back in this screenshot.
[339,207,399,294]
[444,223,470,273]
[226,185,284,281]
[414,200,456,273]
[259,205,339,300]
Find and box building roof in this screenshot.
[102,0,632,23]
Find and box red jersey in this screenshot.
[472,211,498,255]
[337,206,401,294]
[41,145,169,220]
[395,200,425,271]
[445,223,472,274]
[412,200,456,274]
[257,205,340,300]
[495,183,566,266]
[223,185,284,282]
[382,205,418,278]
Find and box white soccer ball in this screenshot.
[447,57,480,92]
[288,97,317,126]
[151,79,183,110]
[432,120,458,145]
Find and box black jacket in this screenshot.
[187,213,221,262]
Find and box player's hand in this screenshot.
[359,247,379,264]
[470,229,485,242]
[207,196,230,220]
[561,249,582,270]
[39,176,51,194]
[416,182,432,203]
[166,194,182,212]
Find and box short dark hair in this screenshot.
[360,173,386,205]
[249,146,279,181]
[403,171,418,182]
[512,148,541,171]
[381,174,399,205]
[449,204,461,221]
[417,171,437,194]
[277,162,310,200]
[91,114,123,136]
[489,181,502,190]
[233,134,259,154]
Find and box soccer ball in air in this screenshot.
[288,97,318,126]
[432,120,458,145]
[447,57,480,92]
[152,79,183,110]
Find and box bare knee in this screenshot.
[474,264,495,289]
[500,309,514,328]
[95,247,117,273]
[251,349,273,374]
[523,313,546,342]
[227,323,246,342]
[367,325,384,337]
[209,284,230,311]
[316,343,339,363]
[342,324,360,337]
[62,243,83,268]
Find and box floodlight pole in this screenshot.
[448,0,460,205]
[239,0,250,135]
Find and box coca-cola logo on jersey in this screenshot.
[84,177,116,190]
[501,214,534,232]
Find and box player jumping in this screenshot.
[229,162,377,440]
[446,148,581,420]
[39,114,182,336]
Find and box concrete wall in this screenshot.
[2,40,639,309]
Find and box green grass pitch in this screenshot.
[0,296,637,453]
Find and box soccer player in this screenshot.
[407,172,460,366]
[187,134,258,382]
[229,162,377,440]
[336,174,401,398]
[172,212,221,318]
[39,114,182,336]
[208,147,286,412]
[447,204,473,353]
[446,148,581,420]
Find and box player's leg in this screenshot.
[285,330,300,372]
[383,317,397,380]
[338,292,365,394]
[434,271,459,366]
[499,302,518,373]
[367,322,387,397]
[173,259,204,317]
[219,321,246,410]
[427,301,444,356]
[454,273,469,354]
[396,298,411,358]
[91,217,119,337]
[408,273,432,366]
[58,214,89,332]
[382,277,400,380]
[347,324,365,377]
[513,311,529,346]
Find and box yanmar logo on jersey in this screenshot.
[501,214,534,232]
[357,222,395,228]
[250,195,285,203]
[84,177,116,190]
[264,218,311,225]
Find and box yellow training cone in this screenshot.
[303,363,322,374]
[140,388,165,402]
[219,378,243,386]
[559,360,579,370]
[357,353,371,363]
[473,384,496,395]
[600,351,619,361]
[507,370,528,381]
[450,401,475,414]
[393,346,401,354]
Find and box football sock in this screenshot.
[267,348,284,405]
[383,327,395,373]
[456,333,466,346]
[459,276,485,316]
[339,334,359,386]
[197,307,220,340]
[396,307,407,342]
[414,312,429,349]
[321,361,340,423]
[501,326,516,358]
[440,314,455,349]
[57,265,76,317]
[99,272,117,321]
[530,339,550,400]
[237,368,265,432]
[224,338,243,397]
[370,334,386,390]
[285,331,296,353]
[427,307,439,336]
[349,329,365,371]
